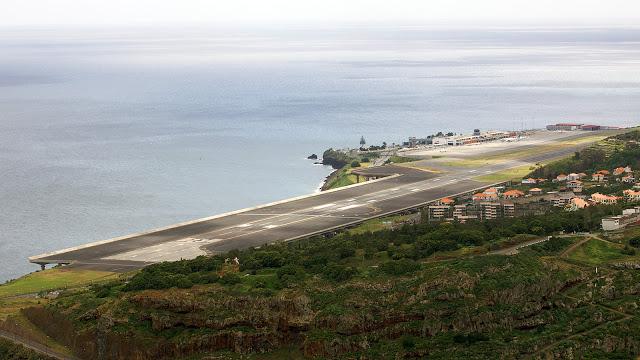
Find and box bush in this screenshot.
[453,332,489,345]
[350,160,361,168]
[361,157,370,163]
[532,237,572,255]
[219,273,241,285]
[629,236,640,248]
[322,264,357,282]
[622,246,636,256]
[276,264,306,284]
[338,246,356,259]
[379,259,421,276]
[401,335,416,350]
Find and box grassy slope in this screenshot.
[473,164,534,183]
[0,268,118,298]
[568,239,628,265]
[0,268,119,357]
[324,162,371,190]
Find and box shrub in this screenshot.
[350,160,361,168]
[622,246,636,256]
[379,259,421,276]
[219,273,241,285]
[401,335,416,350]
[322,264,357,282]
[629,236,640,248]
[453,332,489,345]
[338,246,356,259]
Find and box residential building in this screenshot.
[621,175,635,184]
[566,180,583,192]
[503,203,515,217]
[551,192,577,207]
[624,190,640,202]
[591,193,619,205]
[555,174,568,182]
[613,167,626,176]
[436,197,455,206]
[503,190,525,199]
[592,173,605,182]
[623,207,640,216]
[624,166,633,173]
[521,178,537,185]
[598,170,610,176]
[480,202,500,220]
[453,204,467,219]
[565,198,589,211]
[484,187,499,195]
[529,188,544,196]
[602,210,640,231]
[428,206,451,221]
[472,193,498,202]
[567,173,581,181]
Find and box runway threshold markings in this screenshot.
[337,204,363,211]
[312,203,335,210]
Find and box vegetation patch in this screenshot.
[568,239,626,265]
[474,164,536,183]
[0,268,118,298]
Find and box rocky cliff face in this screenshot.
[18,254,640,359]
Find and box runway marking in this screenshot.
[337,204,362,211]
[313,203,335,209]
[264,225,279,229]
[411,188,421,192]
[236,223,252,228]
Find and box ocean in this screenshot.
[0,25,638,282]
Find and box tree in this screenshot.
[351,160,361,168]
[360,136,366,147]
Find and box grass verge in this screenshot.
[0,268,118,298]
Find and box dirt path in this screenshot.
[559,236,593,258]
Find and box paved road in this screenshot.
[28,131,613,272]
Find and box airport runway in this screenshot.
[28,130,613,272]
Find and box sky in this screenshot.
[3,0,640,27]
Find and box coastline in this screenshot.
[318,167,340,192]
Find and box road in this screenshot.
[28,130,614,272]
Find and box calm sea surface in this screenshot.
[1,26,639,281]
